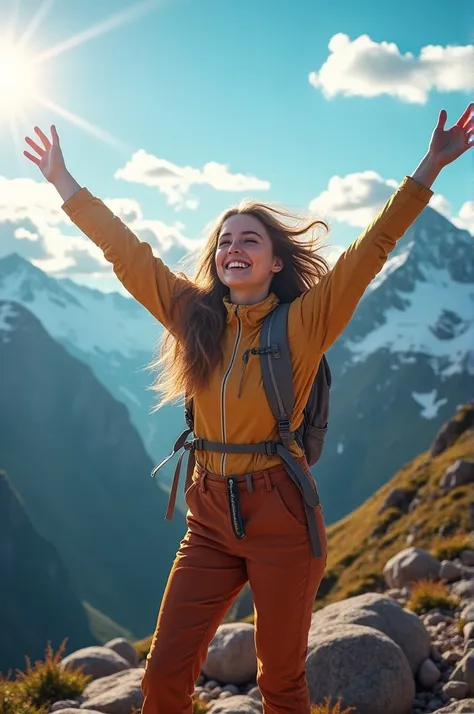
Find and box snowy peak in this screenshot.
[0,252,160,357]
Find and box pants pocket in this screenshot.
[273,476,307,530]
[184,480,198,506]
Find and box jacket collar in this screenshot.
[223,292,279,327]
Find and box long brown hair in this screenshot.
[147,199,330,410]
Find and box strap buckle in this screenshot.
[184,437,204,451]
[278,419,291,440]
[264,441,278,456]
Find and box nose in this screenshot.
[228,241,242,254]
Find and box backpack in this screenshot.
[151,302,331,536]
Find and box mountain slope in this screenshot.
[0,469,96,674]
[0,299,186,639]
[318,402,474,608]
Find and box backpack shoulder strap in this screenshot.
[260,303,294,449]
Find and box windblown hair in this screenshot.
[148,199,330,410]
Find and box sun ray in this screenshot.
[5,0,22,44]
[32,0,163,66]
[35,94,132,153]
[17,0,55,52]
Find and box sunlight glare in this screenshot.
[0,43,38,113]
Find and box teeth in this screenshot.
[227,261,250,269]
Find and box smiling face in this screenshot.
[215,213,283,305]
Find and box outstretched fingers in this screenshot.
[456,102,474,128]
[24,135,44,156]
[23,150,41,166]
[34,125,52,150]
[51,124,60,146]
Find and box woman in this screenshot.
[24,104,472,714]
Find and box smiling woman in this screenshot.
[0,42,38,115]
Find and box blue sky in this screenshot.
[0,0,472,292]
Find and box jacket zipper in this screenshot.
[220,306,242,475]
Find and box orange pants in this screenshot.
[141,460,327,714]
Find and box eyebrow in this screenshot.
[218,230,263,240]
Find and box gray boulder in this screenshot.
[208,695,262,713]
[440,460,474,491]
[383,547,440,588]
[306,624,414,714]
[104,638,139,667]
[61,646,130,680]
[202,623,257,685]
[310,592,430,673]
[81,668,143,713]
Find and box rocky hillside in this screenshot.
[0,300,186,640]
[0,469,96,673]
[318,402,473,609]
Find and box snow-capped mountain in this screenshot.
[0,253,185,491]
[0,203,472,523]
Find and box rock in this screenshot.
[451,651,474,693]
[465,623,474,640]
[440,460,474,491]
[202,623,257,685]
[220,685,240,695]
[431,407,474,457]
[51,702,81,711]
[386,588,406,601]
[60,647,130,681]
[442,680,470,699]
[208,694,262,713]
[379,488,415,514]
[310,592,430,674]
[425,613,450,626]
[104,638,139,667]
[442,651,463,664]
[247,687,262,700]
[460,550,474,567]
[383,547,440,589]
[306,624,415,714]
[440,561,463,582]
[219,691,233,699]
[199,692,212,703]
[81,668,143,713]
[451,580,474,599]
[204,680,221,691]
[461,602,474,623]
[418,658,441,688]
[432,700,474,713]
[465,639,474,653]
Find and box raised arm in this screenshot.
[291,103,473,353]
[23,125,189,330]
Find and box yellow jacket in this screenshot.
[62,176,433,477]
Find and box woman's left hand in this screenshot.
[428,103,473,168]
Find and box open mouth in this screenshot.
[225,260,251,270]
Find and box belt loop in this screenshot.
[263,472,272,492]
[245,473,253,492]
[200,471,207,492]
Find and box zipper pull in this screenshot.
[237,349,251,399]
[272,344,281,359]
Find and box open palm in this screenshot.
[23,125,66,184]
[429,104,473,167]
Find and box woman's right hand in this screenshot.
[23,125,67,184]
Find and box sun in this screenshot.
[0,42,38,114]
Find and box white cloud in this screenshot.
[309,171,474,237]
[430,194,474,234]
[309,170,398,227]
[309,33,474,103]
[0,175,199,277]
[115,149,270,210]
